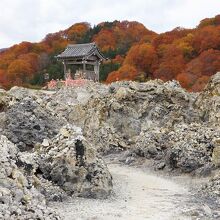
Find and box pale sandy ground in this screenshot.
[50,163,198,220]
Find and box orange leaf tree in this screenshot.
[106,64,138,83]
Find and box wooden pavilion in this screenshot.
[56,43,107,82]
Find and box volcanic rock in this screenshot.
[3,97,65,151]
[38,124,113,199]
[0,135,60,219]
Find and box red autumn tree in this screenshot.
[185,49,220,78]
[93,29,116,51]
[190,75,210,92]
[12,41,32,56]
[124,43,158,77]
[198,15,220,28]
[176,49,220,91]
[153,45,186,81]
[112,55,124,65]
[67,22,90,42]
[0,16,219,91]
[18,53,39,73]
[192,26,220,53]
[176,72,197,89]
[7,59,33,85]
[0,69,9,88]
[106,64,138,83]
[153,27,190,49]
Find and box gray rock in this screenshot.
[53,77,220,177]
[42,139,50,147]
[3,97,65,151]
[193,163,213,177]
[38,124,113,199]
[2,72,220,215]
[125,156,136,165]
[212,138,220,167]
[200,172,220,199]
[0,135,60,219]
[156,162,166,170]
[195,72,220,124]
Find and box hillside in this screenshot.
[0,15,220,91]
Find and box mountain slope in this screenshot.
[107,15,220,91]
[0,21,156,89]
[0,15,219,91]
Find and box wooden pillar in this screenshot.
[97,62,100,82]
[94,61,100,82]
[63,61,67,79]
[83,61,86,72]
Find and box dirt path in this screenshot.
[50,163,197,220]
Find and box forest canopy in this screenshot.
[0,15,219,91]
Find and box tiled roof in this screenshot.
[57,43,106,60]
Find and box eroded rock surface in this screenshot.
[1,72,220,218]
[38,125,113,199]
[3,97,65,151]
[0,86,113,219]
[0,135,60,220]
[196,72,220,124]
[61,79,220,175]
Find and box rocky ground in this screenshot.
[1,73,220,219]
[52,162,191,220]
[51,160,220,220]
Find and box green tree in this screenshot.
[99,62,120,81]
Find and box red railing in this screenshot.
[47,76,88,90]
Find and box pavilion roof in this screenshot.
[56,42,107,60]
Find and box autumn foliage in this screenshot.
[107,15,220,91]
[0,15,220,91]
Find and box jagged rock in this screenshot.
[55,78,220,176]
[59,127,70,137]
[2,72,220,214]
[51,82,108,106]
[115,87,132,100]
[42,138,50,147]
[0,91,10,131]
[65,80,200,155]
[201,172,220,198]
[0,112,7,131]
[0,97,8,113]
[156,162,166,170]
[38,124,113,199]
[193,163,213,177]
[8,86,37,100]
[0,135,60,219]
[26,74,217,193]
[164,124,219,172]
[3,97,65,151]
[195,72,220,124]
[212,138,220,167]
